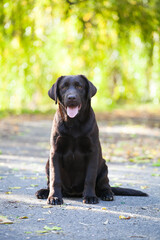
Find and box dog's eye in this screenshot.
[62,86,67,90]
[61,83,69,90]
[75,85,82,89]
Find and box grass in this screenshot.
[94,102,160,113]
[152,159,160,167]
[0,109,56,119]
[1,102,160,120]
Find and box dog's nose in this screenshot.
[68,94,76,100]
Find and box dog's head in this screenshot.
[48,75,97,118]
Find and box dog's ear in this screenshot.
[80,75,97,98]
[48,76,64,104]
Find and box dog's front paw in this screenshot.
[100,191,114,201]
[47,195,63,205]
[83,196,99,204]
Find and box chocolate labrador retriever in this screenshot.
[36,75,147,205]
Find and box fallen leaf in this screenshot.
[37,218,45,221]
[9,187,21,190]
[36,225,62,234]
[12,168,19,172]
[30,184,38,187]
[0,216,13,224]
[44,225,62,231]
[0,177,3,180]
[151,173,160,177]
[5,191,12,194]
[101,207,107,210]
[66,206,77,210]
[21,176,38,180]
[9,201,19,204]
[119,215,131,220]
[111,183,122,187]
[103,219,109,225]
[25,232,32,234]
[153,168,158,171]
[140,186,149,189]
[19,216,28,219]
[30,177,37,180]
[42,205,53,209]
[20,176,28,180]
[130,235,147,238]
[141,207,147,210]
[36,230,48,234]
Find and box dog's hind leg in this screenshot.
[96,161,114,201]
[35,188,49,199]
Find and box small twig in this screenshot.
[79,222,94,226]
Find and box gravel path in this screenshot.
[0,118,160,240]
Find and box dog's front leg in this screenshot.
[83,153,99,204]
[47,150,63,205]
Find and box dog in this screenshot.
[36,75,148,205]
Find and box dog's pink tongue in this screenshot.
[67,106,79,118]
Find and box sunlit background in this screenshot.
[0,0,160,113]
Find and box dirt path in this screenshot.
[0,116,160,240]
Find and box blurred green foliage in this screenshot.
[0,0,160,112]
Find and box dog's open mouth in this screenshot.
[66,105,81,118]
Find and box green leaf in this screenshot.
[44,225,62,231]
[36,230,49,234]
[30,177,37,180]
[36,225,62,235]
[151,173,160,177]
[12,168,19,172]
[30,184,38,187]
[20,176,28,180]
[111,183,122,187]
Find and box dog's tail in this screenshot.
[111,187,148,196]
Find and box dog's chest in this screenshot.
[55,136,92,155]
